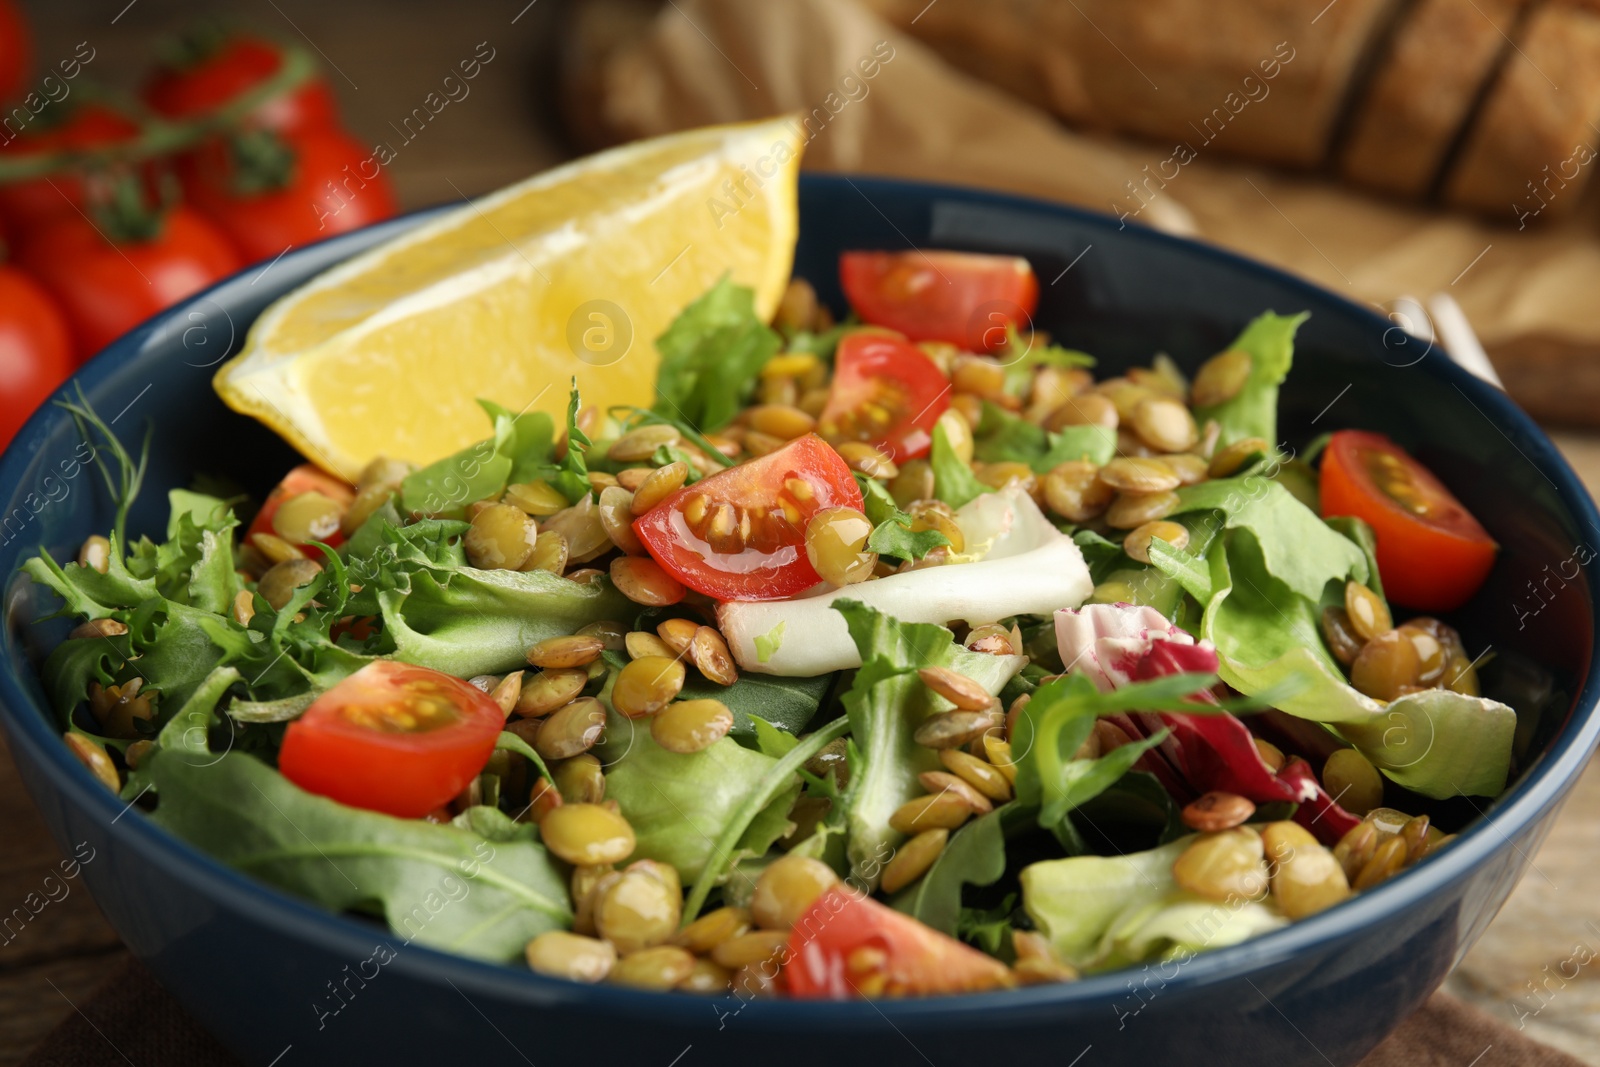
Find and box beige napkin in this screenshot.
[570,0,1600,424]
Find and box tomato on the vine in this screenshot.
[0,102,144,241]
[18,202,240,359]
[819,330,950,461]
[1320,430,1497,611]
[277,661,504,818]
[633,434,863,601]
[0,265,74,450]
[839,250,1038,353]
[0,0,30,106]
[180,128,396,262]
[143,33,339,135]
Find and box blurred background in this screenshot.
[0,0,1596,1062]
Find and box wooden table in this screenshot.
[2,0,1597,1062]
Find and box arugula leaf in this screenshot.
[855,473,949,561]
[889,807,1007,936]
[142,668,571,961]
[653,275,782,432]
[956,894,1018,958]
[930,418,988,509]
[750,716,800,758]
[548,382,592,503]
[678,715,852,922]
[1190,311,1309,448]
[835,601,1025,888]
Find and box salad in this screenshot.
[25,246,1523,1000]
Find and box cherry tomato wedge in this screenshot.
[1320,430,1496,611]
[819,330,950,461]
[839,250,1038,353]
[247,463,356,549]
[785,888,1013,997]
[632,434,863,601]
[278,661,503,818]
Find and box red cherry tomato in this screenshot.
[0,266,74,450]
[0,102,144,242]
[633,434,863,601]
[180,128,396,263]
[784,888,1013,998]
[247,463,357,550]
[143,35,339,135]
[0,0,30,105]
[1320,430,1497,611]
[819,330,950,461]
[17,206,241,360]
[839,250,1038,353]
[278,661,504,818]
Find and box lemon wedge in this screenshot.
[214,118,803,481]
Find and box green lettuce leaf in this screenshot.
[998,325,1096,397]
[653,275,782,433]
[1185,528,1515,797]
[835,601,1025,888]
[1170,475,1368,601]
[1191,311,1308,448]
[142,667,570,962]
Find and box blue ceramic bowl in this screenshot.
[3,176,1597,1067]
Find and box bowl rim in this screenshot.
[2,172,1598,1029]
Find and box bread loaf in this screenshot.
[1443,3,1600,224]
[866,0,1403,168]
[1338,0,1522,198]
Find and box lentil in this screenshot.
[888,791,975,834]
[609,424,680,462]
[77,535,111,574]
[610,946,697,990]
[711,930,791,971]
[805,507,876,586]
[1181,791,1256,832]
[917,771,995,814]
[552,753,606,804]
[1131,396,1198,453]
[657,617,699,656]
[515,668,588,717]
[1350,629,1421,700]
[1207,436,1270,478]
[651,698,734,753]
[541,803,635,866]
[596,868,682,953]
[533,697,607,760]
[613,656,686,719]
[522,530,569,574]
[526,931,616,982]
[63,733,119,792]
[258,558,322,610]
[1105,489,1180,529]
[1191,348,1252,407]
[527,635,606,669]
[1172,829,1269,902]
[673,906,753,954]
[1344,581,1392,642]
[677,958,734,993]
[1260,821,1350,919]
[273,491,343,544]
[1320,607,1365,666]
[940,749,1012,802]
[632,461,689,514]
[913,709,999,750]
[1323,749,1384,815]
[598,486,644,555]
[751,854,839,930]
[611,556,686,606]
[685,626,736,685]
[1123,520,1189,564]
[918,665,995,712]
[504,480,570,516]
[1043,461,1114,522]
[880,829,949,894]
